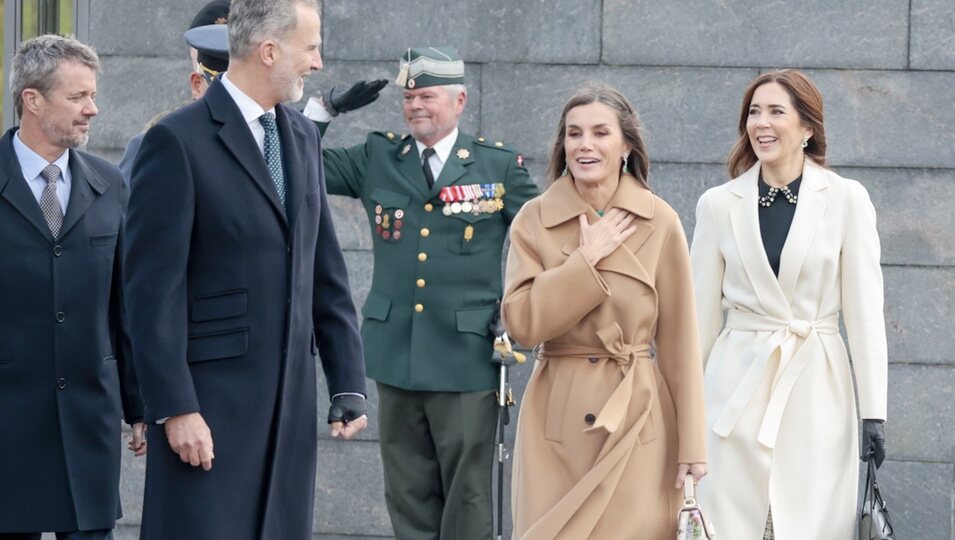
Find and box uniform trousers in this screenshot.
[0,530,112,540]
[378,382,497,540]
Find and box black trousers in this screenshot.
[377,382,497,540]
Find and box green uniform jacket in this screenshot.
[324,131,539,391]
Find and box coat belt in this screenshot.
[712,309,839,448]
[541,324,653,436]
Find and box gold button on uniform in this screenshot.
[420,228,430,237]
[415,303,424,313]
[418,252,427,262]
[424,203,433,212]
[416,279,426,288]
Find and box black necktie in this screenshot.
[421,147,436,189]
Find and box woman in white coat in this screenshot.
[691,70,888,539]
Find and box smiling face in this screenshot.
[746,82,812,172]
[270,3,323,103]
[402,85,466,147]
[35,60,98,151]
[563,102,629,187]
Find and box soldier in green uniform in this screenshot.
[316,47,539,539]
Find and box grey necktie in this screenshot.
[40,163,63,238]
[259,112,287,208]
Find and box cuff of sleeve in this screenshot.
[304,97,333,122]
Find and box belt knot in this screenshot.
[788,319,811,338]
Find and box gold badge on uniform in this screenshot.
[456,148,470,160]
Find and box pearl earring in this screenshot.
[801,137,810,149]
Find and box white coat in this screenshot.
[690,160,888,540]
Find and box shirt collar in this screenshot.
[415,127,459,164]
[220,72,275,123]
[12,129,70,182]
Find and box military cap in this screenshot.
[189,0,230,29]
[394,47,465,90]
[184,24,229,81]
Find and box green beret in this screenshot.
[395,47,465,90]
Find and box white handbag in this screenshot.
[676,475,716,540]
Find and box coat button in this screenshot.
[424,203,433,212]
[56,311,65,323]
[588,357,599,364]
[420,228,430,237]
[416,278,426,288]
[57,377,67,389]
[53,245,63,257]
[414,303,424,313]
[418,252,427,262]
[584,413,596,425]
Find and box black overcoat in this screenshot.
[0,128,143,532]
[124,80,366,540]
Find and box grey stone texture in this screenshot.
[910,0,955,70]
[322,0,601,64]
[603,0,909,69]
[71,0,955,537]
[878,460,955,540]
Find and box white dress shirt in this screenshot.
[12,130,71,214]
[220,73,275,156]
[415,128,459,180]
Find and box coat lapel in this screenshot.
[776,161,828,303]
[206,81,288,228]
[430,134,474,197]
[394,138,432,200]
[275,104,307,226]
[548,176,656,289]
[728,163,791,318]
[59,149,108,239]
[0,129,52,241]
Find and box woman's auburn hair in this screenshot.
[726,69,828,179]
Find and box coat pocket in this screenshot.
[455,307,495,337]
[361,292,392,322]
[90,233,118,248]
[191,289,248,322]
[187,328,249,364]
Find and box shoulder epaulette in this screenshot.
[474,136,517,153]
[371,131,403,144]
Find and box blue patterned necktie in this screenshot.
[259,112,287,208]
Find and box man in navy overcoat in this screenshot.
[124,1,368,538]
[0,35,145,540]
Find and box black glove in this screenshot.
[322,79,388,116]
[861,419,886,468]
[327,394,366,424]
[487,308,504,338]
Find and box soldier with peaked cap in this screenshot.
[313,47,539,539]
[117,0,231,185]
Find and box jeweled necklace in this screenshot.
[758,183,798,207]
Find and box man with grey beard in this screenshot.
[0,34,145,540]
[124,0,368,538]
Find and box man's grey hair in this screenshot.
[228,0,319,61]
[443,84,466,101]
[10,34,99,116]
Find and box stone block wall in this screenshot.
[78,1,953,538]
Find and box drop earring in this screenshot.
[621,154,630,174]
[801,137,809,149]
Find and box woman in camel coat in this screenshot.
[691,70,888,539]
[502,85,707,539]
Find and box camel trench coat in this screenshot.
[690,161,888,539]
[502,176,707,539]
